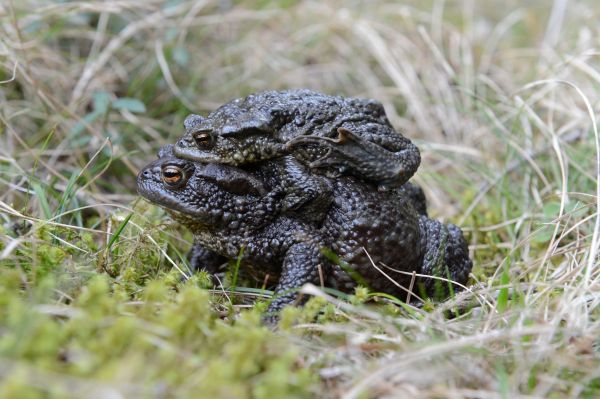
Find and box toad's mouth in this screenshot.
[137,165,275,230]
[163,208,211,229]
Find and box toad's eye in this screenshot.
[193,130,214,149]
[161,165,186,187]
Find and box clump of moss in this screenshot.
[0,274,317,398]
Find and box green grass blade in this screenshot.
[107,212,133,251]
[230,245,245,303]
[31,182,52,219]
[497,261,510,312]
[55,171,79,220]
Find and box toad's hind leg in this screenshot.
[417,217,472,300]
[286,127,421,188]
[399,182,428,217]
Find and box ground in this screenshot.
[1,0,600,398]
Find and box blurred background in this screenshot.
[3,0,597,213]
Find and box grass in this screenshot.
[1,0,600,397]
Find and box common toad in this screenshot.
[137,146,472,316]
[173,89,420,189]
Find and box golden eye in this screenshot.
[193,130,214,149]
[161,165,185,187]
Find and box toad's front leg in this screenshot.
[265,241,329,320]
[188,243,227,275]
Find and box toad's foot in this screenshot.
[417,217,472,300]
[264,241,328,319]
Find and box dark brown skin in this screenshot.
[137,146,472,318]
[173,89,421,189]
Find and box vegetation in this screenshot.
[1,0,600,397]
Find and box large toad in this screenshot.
[173,89,420,189]
[137,146,472,317]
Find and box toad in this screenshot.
[173,89,420,189]
[137,146,472,317]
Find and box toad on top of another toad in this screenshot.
[173,89,421,189]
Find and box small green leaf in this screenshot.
[70,111,101,136]
[112,98,146,113]
[173,46,189,67]
[23,20,42,34]
[542,202,560,220]
[92,91,111,113]
[532,225,554,244]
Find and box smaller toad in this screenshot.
[173,89,420,189]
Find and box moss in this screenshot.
[0,370,47,399]
[0,270,317,396]
[36,244,67,272]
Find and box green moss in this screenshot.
[0,370,47,399]
[37,244,67,269]
[348,285,370,305]
[0,271,317,396]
